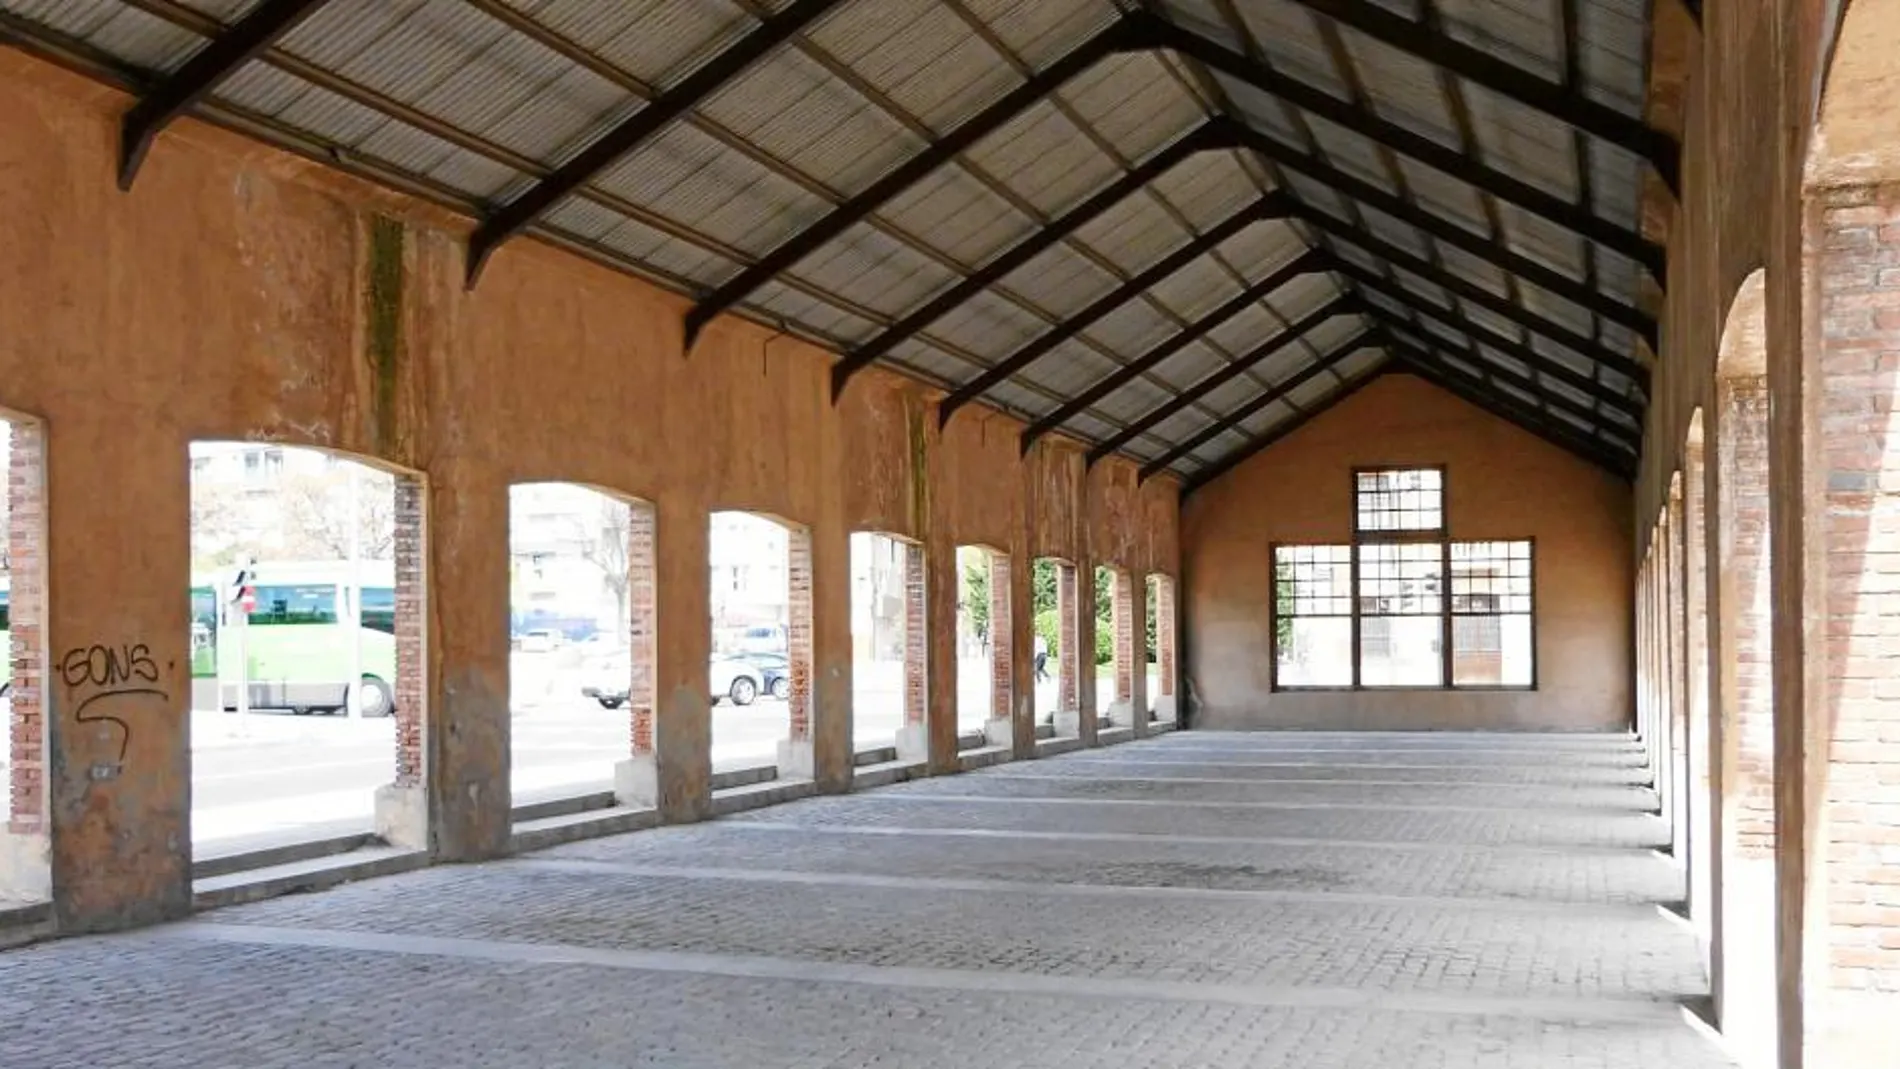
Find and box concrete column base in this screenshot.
[983,716,1014,750]
[614,753,659,808]
[1105,698,1135,727]
[1152,695,1177,722]
[1052,708,1083,738]
[776,738,816,780]
[374,783,429,852]
[896,722,928,762]
[0,830,50,899]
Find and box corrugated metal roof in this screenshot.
[0,0,1658,475]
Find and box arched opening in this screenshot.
[1146,573,1177,724]
[1709,269,1775,1059]
[505,483,656,810]
[0,414,48,903]
[709,511,813,779]
[1033,557,1082,740]
[849,531,923,760]
[185,441,426,858]
[1098,564,1141,731]
[956,544,1013,750]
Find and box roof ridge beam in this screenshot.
[1019,249,1323,453]
[1381,333,1635,478]
[682,19,1136,350]
[829,121,1231,401]
[1175,361,1395,493]
[1294,207,1649,389]
[1322,253,1641,416]
[1090,294,1355,464]
[1272,0,1680,195]
[1376,311,1639,451]
[118,0,333,189]
[935,196,1285,429]
[464,0,849,286]
[1139,320,1375,480]
[1115,13,1664,279]
[1223,120,1657,347]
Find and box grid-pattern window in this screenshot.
[1450,541,1534,686]
[1355,468,1444,534]
[1357,544,1445,686]
[1270,469,1535,690]
[1272,545,1353,687]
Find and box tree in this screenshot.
[189,480,254,571]
[961,553,990,644]
[576,497,633,628]
[279,468,395,560]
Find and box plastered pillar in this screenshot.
[45,424,191,933]
[419,466,510,861]
[654,492,711,822]
[808,517,852,793]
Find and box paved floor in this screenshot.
[1,731,1737,1068]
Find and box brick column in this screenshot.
[776,525,817,779]
[1053,561,1080,737]
[1124,571,1147,738]
[372,472,431,850]
[1075,555,1099,745]
[614,501,660,807]
[1685,430,1714,956]
[1796,185,1900,1067]
[1107,570,1135,729]
[983,551,1014,749]
[896,540,928,761]
[2,419,47,898]
[1713,374,1778,1055]
[1664,505,1687,860]
[1154,574,1178,722]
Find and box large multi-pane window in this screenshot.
[1271,467,1535,690]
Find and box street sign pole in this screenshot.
[347,464,363,719]
[231,560,254,729]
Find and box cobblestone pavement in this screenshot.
[0,731,1736,1068]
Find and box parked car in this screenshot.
[739,651,791,700]
[710,656,763,706]
[582,653,764,709]
[520,628,562,653]
[735,624,787,656]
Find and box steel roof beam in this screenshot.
[829,121,1228,401]
[464,0,848,286]
[1293,207,1650,389]
[1224,121,1658,346]
[1090,295,1355,464]
[1323,253,1642,417]
[1372,307,1640,452]
[1381,334,1636,478]
[1275,0,1681,196]
[1020,249,1323,453]
[1175,363,1395,494]
[682,19,1134,350]
[1139,324,1376,481]
[117,0,332,189]
[935,196,1286,429]
[1120,13,1664,279]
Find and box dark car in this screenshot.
[740,652,791,700]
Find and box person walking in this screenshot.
[1033,631,1050,682]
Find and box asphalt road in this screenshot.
[9,652,1140,853]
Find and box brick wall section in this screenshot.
[903,541,926,727]
[1154,575,1175,699]
[6,420,43,832]
[1813,188,1900,999]
[1056,561,1078,715]
[628,502,657,756]
[1111,570,1133,703]
[392,473,425,788]
[786,526,813,741]
[1719,377,1776,860]
[1666,503,1689,860]
[987,551,1011,720]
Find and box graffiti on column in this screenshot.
[59,643,167,776]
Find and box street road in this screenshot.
[8,651,1145,853]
